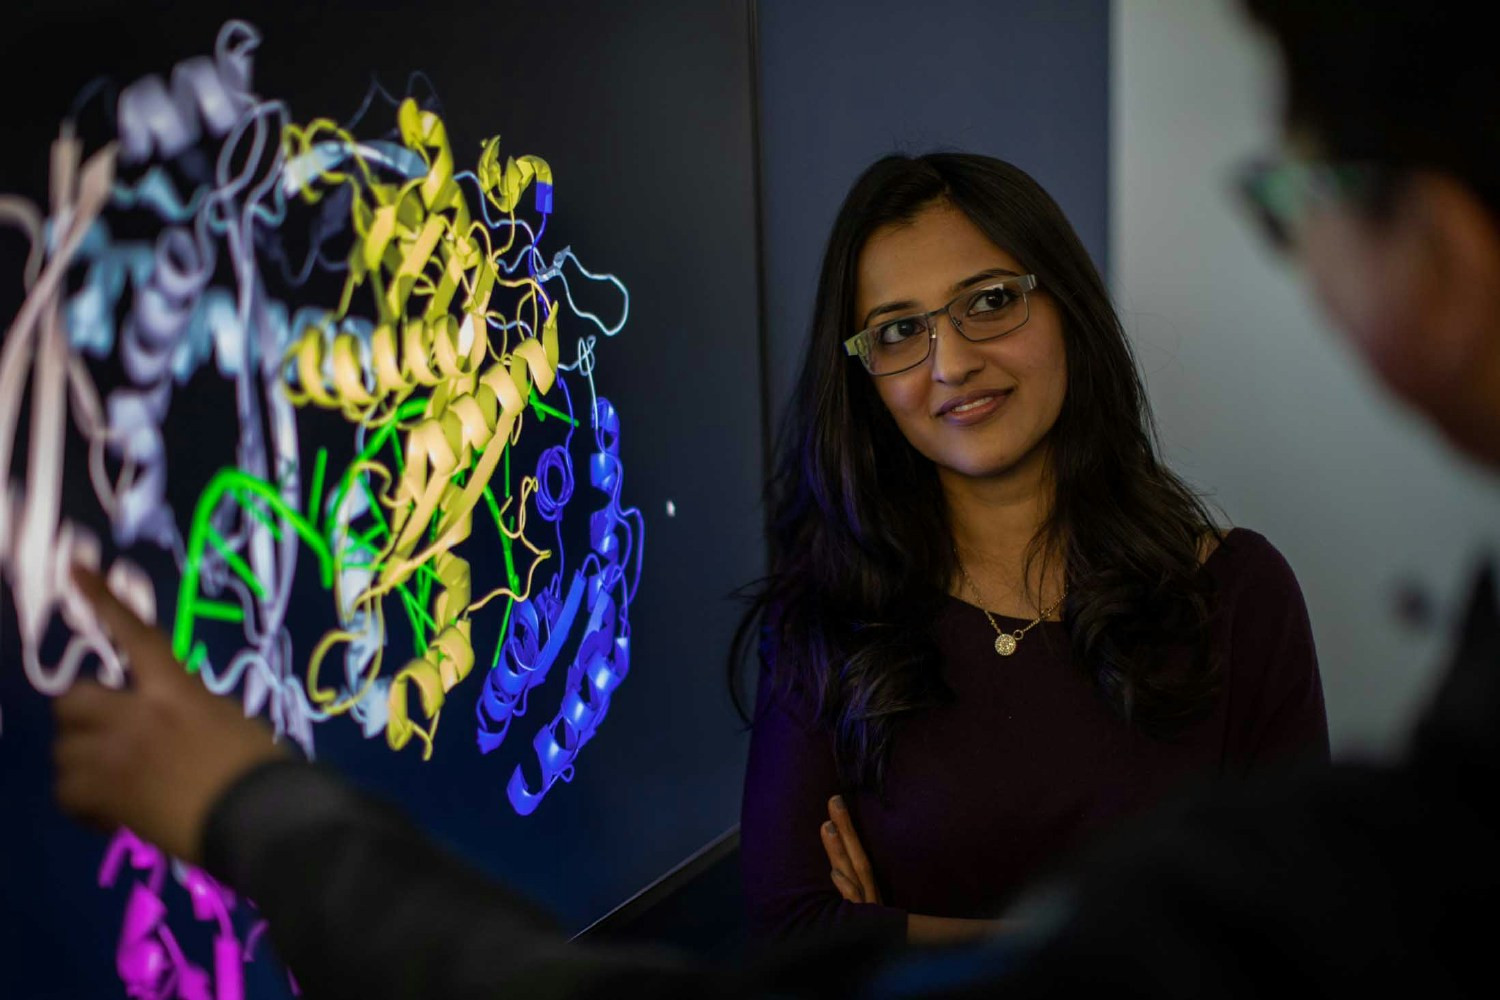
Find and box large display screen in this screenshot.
[0,4,762,997]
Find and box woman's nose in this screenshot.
[929,313,983,384]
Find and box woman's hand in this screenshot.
[822,794,882,905]
[51,565,291,865]
[820,794,1019,944]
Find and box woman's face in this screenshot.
[854,200,1068,483]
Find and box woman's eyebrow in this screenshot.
[861,268,1022,328]
[950,267,1020,293]
[862,299,919,327]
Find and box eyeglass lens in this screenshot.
[863,284,1030,375]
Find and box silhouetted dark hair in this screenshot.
[1243,1,1500,218]
[731,153,1222,791]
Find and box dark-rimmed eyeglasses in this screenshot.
[843,274,1040,376]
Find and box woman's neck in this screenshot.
[941,447,1062,615]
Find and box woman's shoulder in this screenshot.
[1199,528,1328,762]
[1202,526,1308,610]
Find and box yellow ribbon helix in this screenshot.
[283,98,558,757]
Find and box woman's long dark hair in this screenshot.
[731,153,1222,791]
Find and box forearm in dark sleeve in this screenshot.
[740,678,907,944]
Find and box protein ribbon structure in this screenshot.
[0,20,643,998]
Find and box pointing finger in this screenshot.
[71,563,180,688]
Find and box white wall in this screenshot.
[1112,0,1500,756]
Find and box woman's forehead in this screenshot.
[855,204,1023,312]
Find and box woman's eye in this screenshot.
[876,319,923,345]
[969,289,1016,314]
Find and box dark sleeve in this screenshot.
[989,763,1462,999]
[202,759,725,1000]
[739,656,907,944]
[1220,533,1330,773]
[1411,562,1500,774]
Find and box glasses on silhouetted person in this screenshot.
[1233,156,1394,253]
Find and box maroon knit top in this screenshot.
[740,528,1329,940]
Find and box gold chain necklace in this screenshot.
[955,559,1067,657]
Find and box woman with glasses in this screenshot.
[734,153,1329,945]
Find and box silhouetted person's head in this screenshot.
[1241,1,1500,465]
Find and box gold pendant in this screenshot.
[995,633,1018,656]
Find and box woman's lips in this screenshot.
[937,388,1013,425]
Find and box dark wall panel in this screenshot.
[756,0,1111,421]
